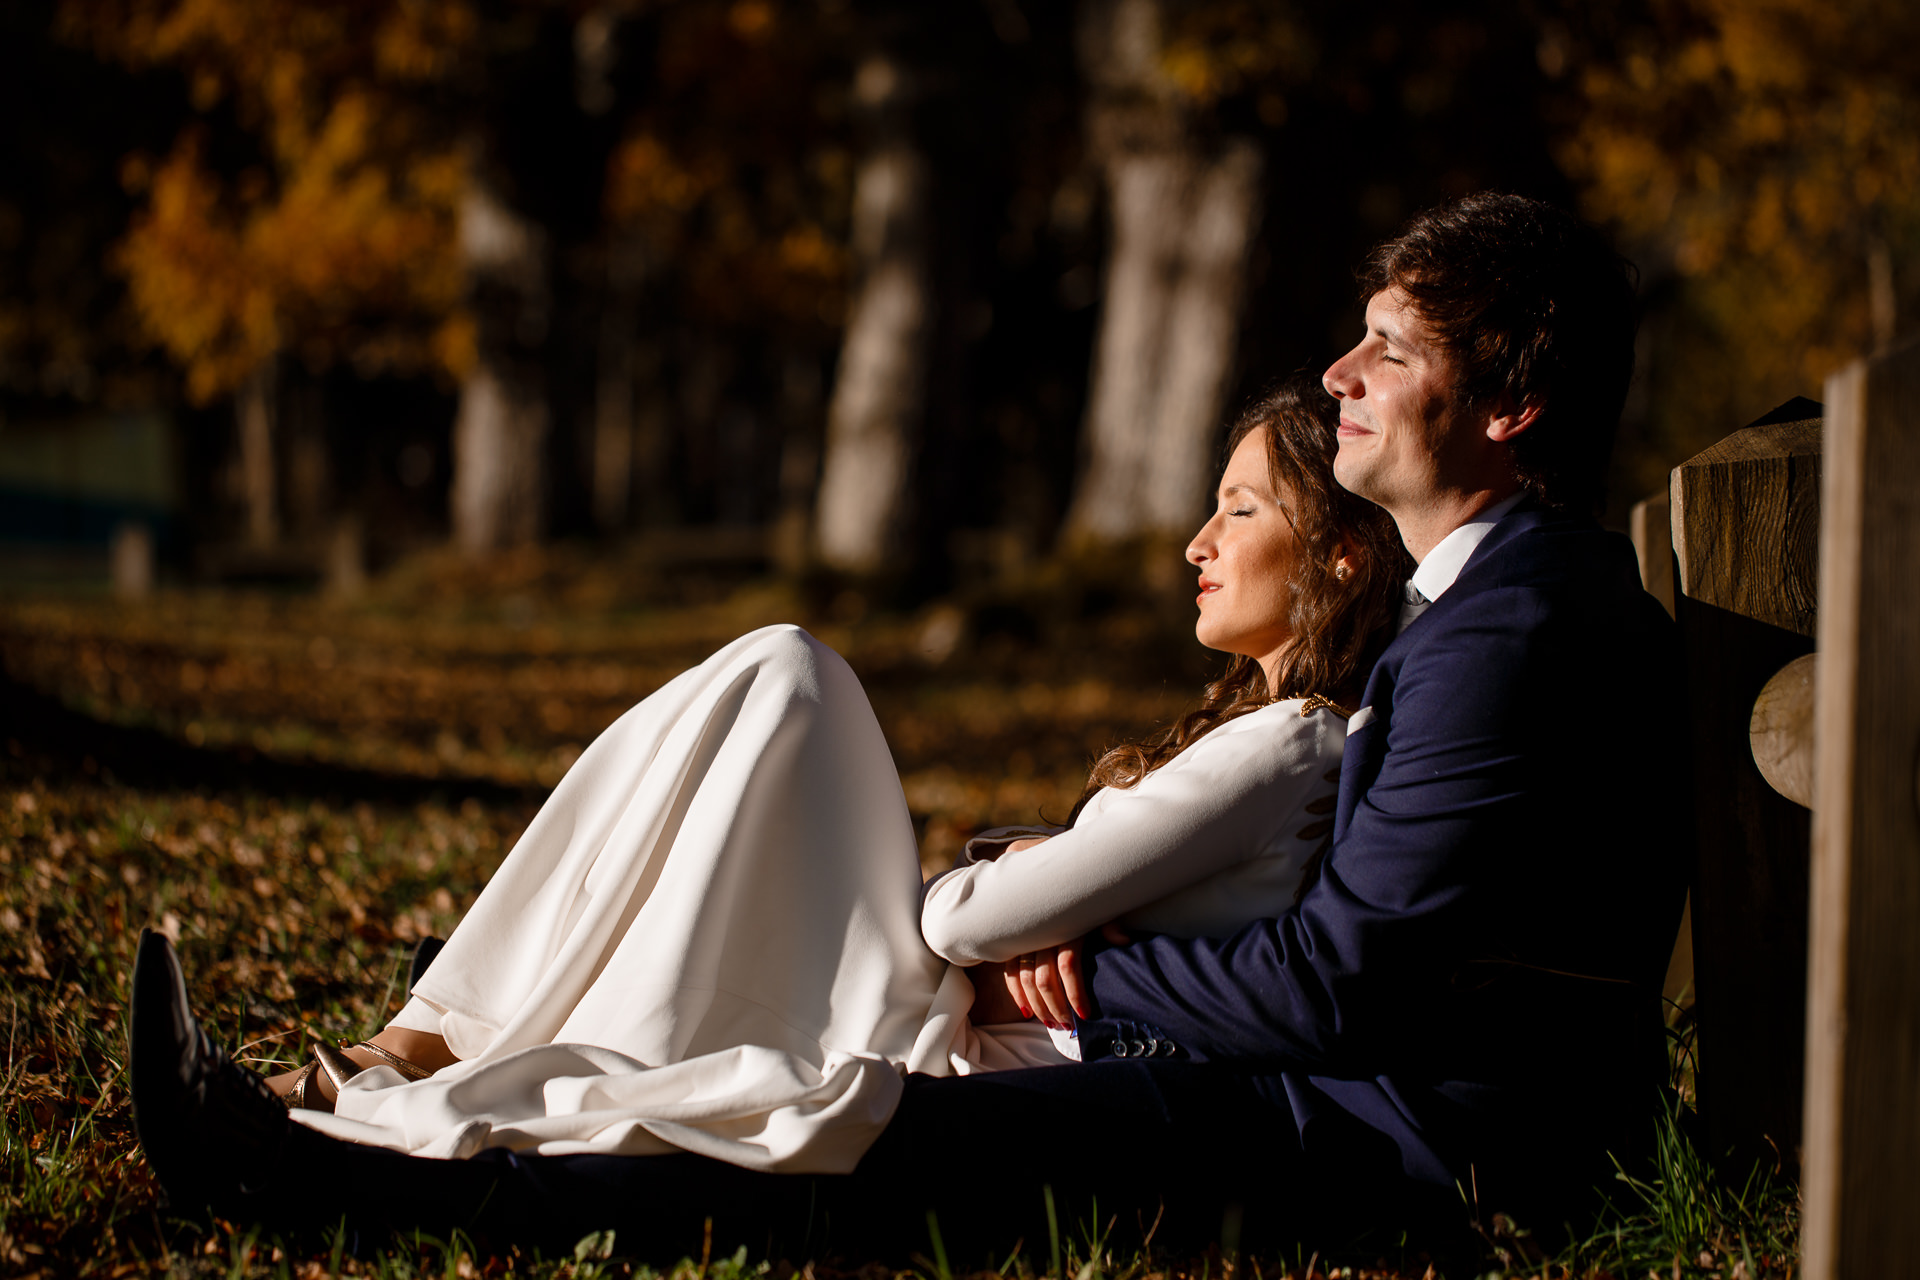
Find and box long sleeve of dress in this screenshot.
[919,700,1346,966]
[1079,521,1688,1087]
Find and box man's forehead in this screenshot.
[1364,288,1436,346]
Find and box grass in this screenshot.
[0,569,1802,1277]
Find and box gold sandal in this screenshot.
[284,1039,435,1112]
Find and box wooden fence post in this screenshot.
[1801,339,1920,1277]
[1669,401,1822,1167]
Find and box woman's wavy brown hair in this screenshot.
[1069,375,1409,820]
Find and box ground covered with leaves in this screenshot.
[0,564,1800,1277]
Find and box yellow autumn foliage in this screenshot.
[63,0,474,401]
[1560,0,1920,487]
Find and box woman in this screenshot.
[148,377,1406,1178]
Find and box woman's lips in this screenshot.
[1195,577,1221,605]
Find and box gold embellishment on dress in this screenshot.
[1295,818,1335,841]
[1303,794,1337,816]
[1323,766,1342,783]
[1298,693,1353,719]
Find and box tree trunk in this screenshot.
[451,165,551,554]
[1065,0,1264,546]
[282,372,329,537]
[813,55,932,577]
[235,360,278,547]
[591,240,643,534]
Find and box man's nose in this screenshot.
[1323,349,1361,400]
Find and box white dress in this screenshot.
[296,625,1344,1173]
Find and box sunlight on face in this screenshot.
[1321,287,1463,514]
[1185,428,1302,686]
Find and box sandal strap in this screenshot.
[311,1040,362,1096]
[343,1040,435,1082]
[284,1057,324,1111]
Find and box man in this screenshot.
[132,193,1686,1260]
[1063,191,1686,1218]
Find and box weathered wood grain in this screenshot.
[1629,490,1675,618]
[1751,653,1816,809]
[1802,340,1920,1279]
[1670,412,1821,1168]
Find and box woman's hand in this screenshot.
[1006,941,1087,1027]
[1002,922,1134,1027]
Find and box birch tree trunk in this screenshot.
[1065,0,1264,546]
[451,167,551,554]
[813,54,932,576]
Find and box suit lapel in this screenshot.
[1330,501,1559,841]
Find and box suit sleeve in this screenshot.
[1082,588,1559,1069]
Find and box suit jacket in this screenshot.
[1079,504,1689,1200]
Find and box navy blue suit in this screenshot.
[226,507,1686,1261]
[1077,503,1688,1204]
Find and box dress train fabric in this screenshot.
[298,626,1040,1173]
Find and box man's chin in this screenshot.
[1331,454,1379,502]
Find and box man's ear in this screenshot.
[1485,394,1544,444]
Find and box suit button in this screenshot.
[1111,1040,1128,1058]
[1157,1041,1178,1057]
[1128,1041,1147,1057]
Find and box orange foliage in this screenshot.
[1559,0,1920,473]
[1161,1,1318,121]
[66,0,852,387]
[602,1,851,331]
[62,0,473,401]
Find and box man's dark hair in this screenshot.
[1359,192,1639,514]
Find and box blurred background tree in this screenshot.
[63,0,471,552]
[1552,0,1920,503]
[2,0,1908,598]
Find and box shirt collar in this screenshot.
[1408,490,1527,604]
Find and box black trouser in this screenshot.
[234,1060,1431,1265]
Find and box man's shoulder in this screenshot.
[1378,507,1668,680]
[1426,505,1650,627]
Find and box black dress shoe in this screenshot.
[130,928,292,1218]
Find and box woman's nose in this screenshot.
[1187,521,1216,566]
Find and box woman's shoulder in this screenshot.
[1210,696,1350,740]
[1160,697,1347,774]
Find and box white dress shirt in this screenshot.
[1398,490,1527,633]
